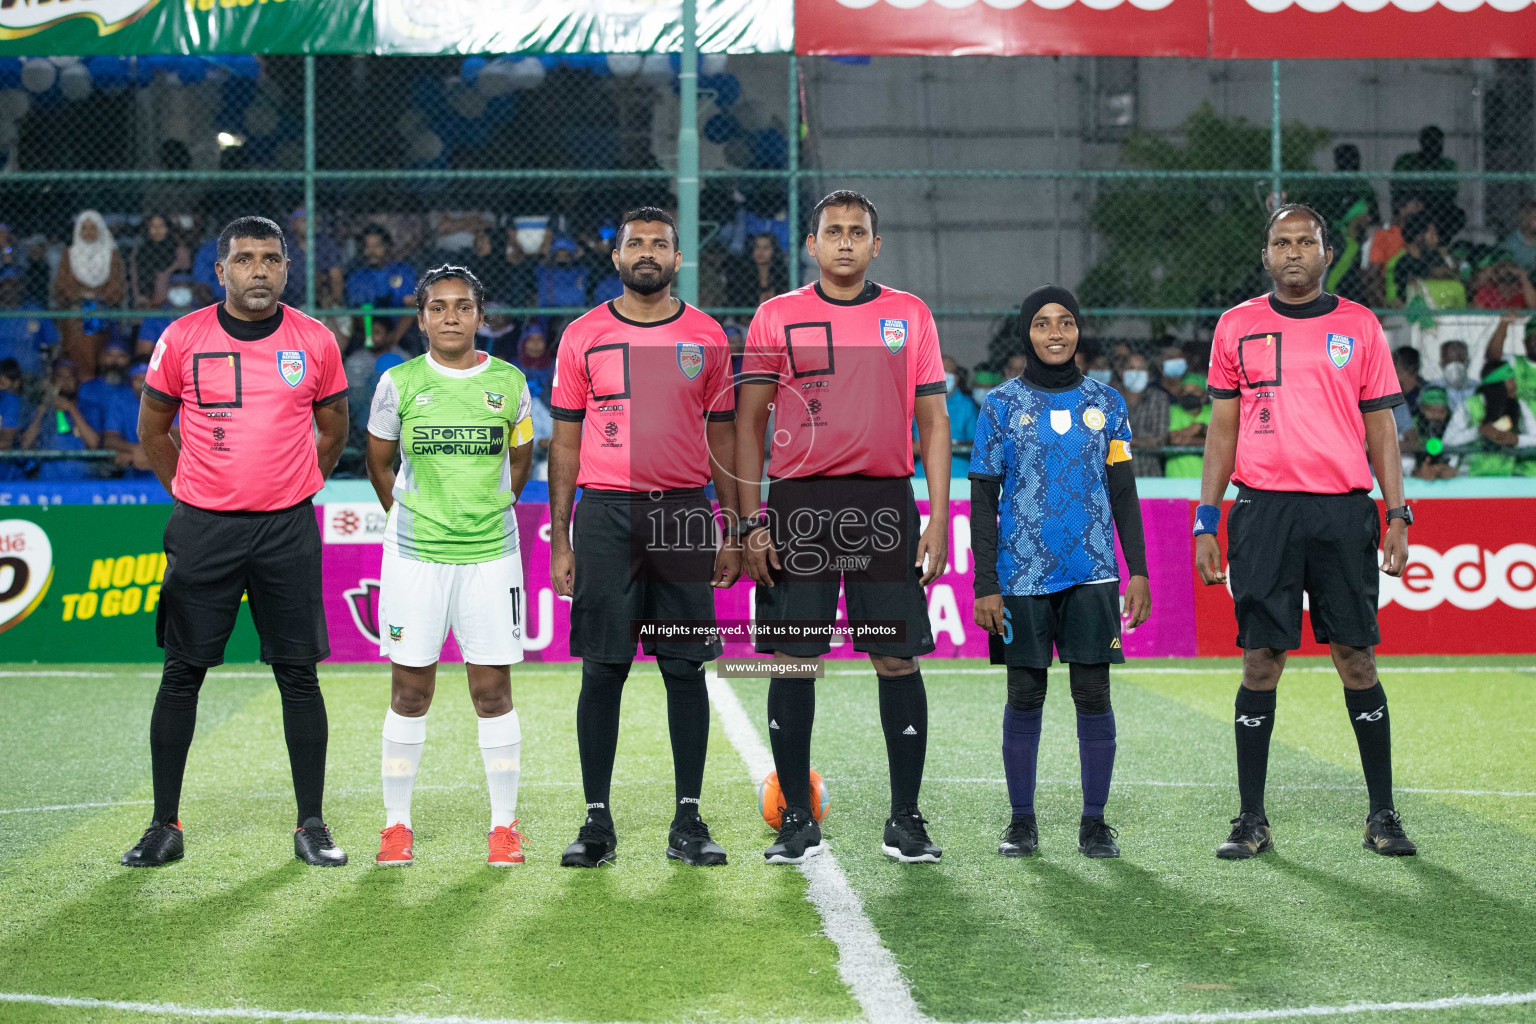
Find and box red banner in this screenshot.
[1211,0,1536,59]
[795,0,1536,57]
[1194,498,1536,657]
[794,0,1208,57]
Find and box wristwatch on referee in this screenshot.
[1385,504,1413,527]
[728,515,768,538]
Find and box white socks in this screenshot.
[479,709,522,830]
[382,708,426,829]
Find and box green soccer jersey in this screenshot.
[368,352,535,564]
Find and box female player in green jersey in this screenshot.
[365,265,536,867]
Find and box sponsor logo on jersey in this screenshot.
[278,350,306,388]
[676,342,704,381]
[1049,408,1072,435]
[416,393,433,406]
[409,425,505,456]
[1084,407,1106,431]
[880,318,908,354]
[149,339,167,371]
[0,519,53,634]
[483,391,505,412]
[1327,333,1354,368]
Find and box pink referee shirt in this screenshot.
[1208,293,1403,494]
[742,281,946,479]
[550,300,735,492]
[144,303,347,511]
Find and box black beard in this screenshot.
[618,260,674,297]
[102,369,125,385]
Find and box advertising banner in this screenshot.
[1209,0,1536,59]
[321,498,1200,664]
[0,504,261,662]
[0,0,371,57]
[374,0,792,56]
[1193,498,1536,657]
[794,0,1209,57]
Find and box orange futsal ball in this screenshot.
[758,769,830,829]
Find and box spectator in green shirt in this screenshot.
[1165,380,1211,478]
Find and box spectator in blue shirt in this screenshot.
[346,224,417,347]
[515,322,555,400]
[0,357,26,480]
[76,338,132,433]
[103,360,156,478]
[192,236,224,302]
[21,359,100,481]
[283,208,346,308]
[536,235,589,309]
[0,266,57,378]
[914,353,979,480]
[137,273,208,357]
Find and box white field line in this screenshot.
[705,672,930,1024]
[3,984,1534,1024]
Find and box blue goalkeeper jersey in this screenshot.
[968,376,1133,596]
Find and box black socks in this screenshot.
[1234,686,1277,820]
[150,658,207,825]
[767,677,816,814]
[575,660,631,825]
[658,657,709,824]
[878,670,928,814]
[273,662,328,827]
[1345,683,1394,814]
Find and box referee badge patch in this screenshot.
[880,318,908,354]
[277,350,306,388]
[1327,333,1355,368]
[676,342,704,381]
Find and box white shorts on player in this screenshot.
[378,551,526,667]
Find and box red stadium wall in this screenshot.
[1192,498,1536,657]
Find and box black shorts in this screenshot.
[753,475,935,659]
[1228,486,1381,650]
[157,500,329,667]
[987,583,1125,668]
[570,488,723,663]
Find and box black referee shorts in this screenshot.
[1228,486,1382,651]
[157,500,330,667]
[987,583,1125,669]
[753,475,935,659]
[569,487,723,663]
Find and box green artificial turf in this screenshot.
[1,657,1533,1024]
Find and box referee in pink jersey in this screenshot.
[1195,203,1415,861]
[120,216,351,869]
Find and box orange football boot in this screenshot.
[487,822,525,866]
[376,823,414,866]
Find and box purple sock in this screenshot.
[1077,710,1117,818]
[1002,705,1043,817]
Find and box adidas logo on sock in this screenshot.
[902,725,917,736]
[769,719,780,730]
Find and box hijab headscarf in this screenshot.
[1018,284,1083,390]
[69,210,115,290]
[136,216,179,285]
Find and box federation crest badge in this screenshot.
[388,624,404,642]
[1083,408,1106,431]
[1049,409,1072,435]
[676,342,704,381]
[484,391,506,412]
[277,350,306,388]
[880,318,908,354]
[1327,333,1354,369]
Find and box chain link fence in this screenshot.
[1,53,1532,480]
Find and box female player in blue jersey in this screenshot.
[969,285,1151,858]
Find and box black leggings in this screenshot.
[1005,663,1111,716]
